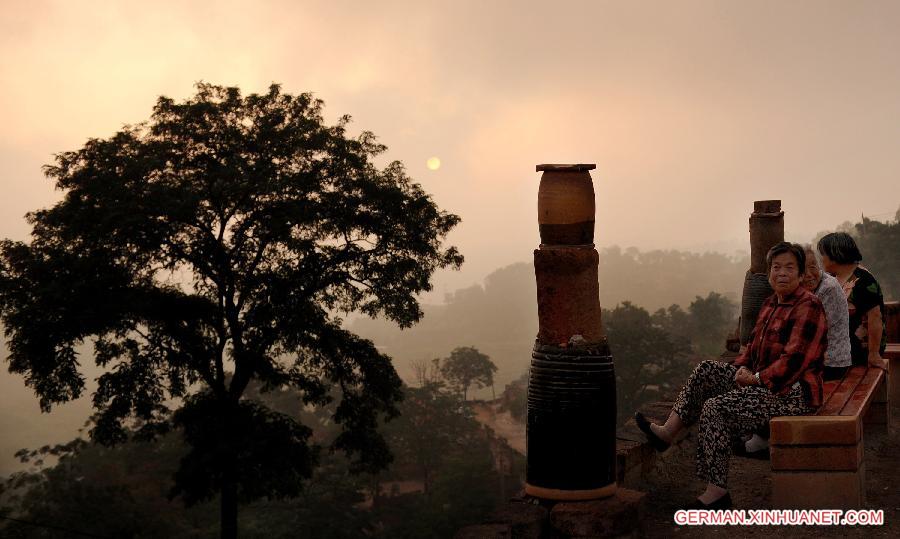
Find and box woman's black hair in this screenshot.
[816,232,863,264]
[766,241,806,275]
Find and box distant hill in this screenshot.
[351,247,748,395]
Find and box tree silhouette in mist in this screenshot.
[0,83,462,539]
[438,346,497,401]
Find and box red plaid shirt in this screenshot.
[734,287,828,407]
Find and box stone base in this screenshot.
[525,482,616,501]
[455,498,548,539]
[616,439,657,488]
[454,523,512,538]
[487,501,548,539]
[550,488,645,538]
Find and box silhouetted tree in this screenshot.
[650,304,691,342]
[0,83,462,539]
[381,382,472,495]
[604,302,694,424]
[686,292,738,355]
[0,430,376,539]
[376,382,506,538]
[410,357,443,388]
[852,215,900,300]
[651,292,738,356]
[439,346,497,400]
[1,379,512,539]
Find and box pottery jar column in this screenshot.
[526,163,617,501]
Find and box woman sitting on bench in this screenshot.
[740,244,852,457]
[635,242,827,510]
[817,232,888,372]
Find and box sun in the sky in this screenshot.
[426,157,441,171]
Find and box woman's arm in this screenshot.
[867,306,886,369]
[735,299,774,368]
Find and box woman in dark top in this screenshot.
[817,232,887,370]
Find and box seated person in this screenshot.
[635,242,827,509]
[817,232,888,370]
[741,244,850,457]
[803,245,852,380]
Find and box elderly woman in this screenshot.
[817,232,887,370]
[741,245,852,457]
[802,245,853,380]
[635,242,827,509]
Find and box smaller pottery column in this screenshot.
[740,200,784,345]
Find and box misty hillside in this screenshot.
[350,246,749,393]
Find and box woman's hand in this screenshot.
[868,353,888,371]
[734,366,759,387]
[866,307,885,371]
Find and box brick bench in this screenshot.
[886,343,900,405]
[769,366,888,508]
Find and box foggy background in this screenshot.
[2,0,899,474]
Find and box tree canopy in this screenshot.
[438,346,496,400]
[0,83,462,537]
[652,292,738,356]
[852,214,900,300]
[604,302,696,424]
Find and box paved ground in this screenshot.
[472,397,900,537]
[639,411,900,537]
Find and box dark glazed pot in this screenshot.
[525,341,616,500]
[537,164,596,246]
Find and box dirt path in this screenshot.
[471,401,526,456]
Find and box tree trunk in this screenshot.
[371,475,381,509]
[220,408,239,539]
[221,466,238,539]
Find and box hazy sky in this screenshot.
[2,0,900,474]
[2,0,900,298]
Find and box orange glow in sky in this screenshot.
[1,0,899,296]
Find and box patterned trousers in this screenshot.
[671,359,814,488]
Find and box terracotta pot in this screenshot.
[533,247,603,345]
[537,164,596,246]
